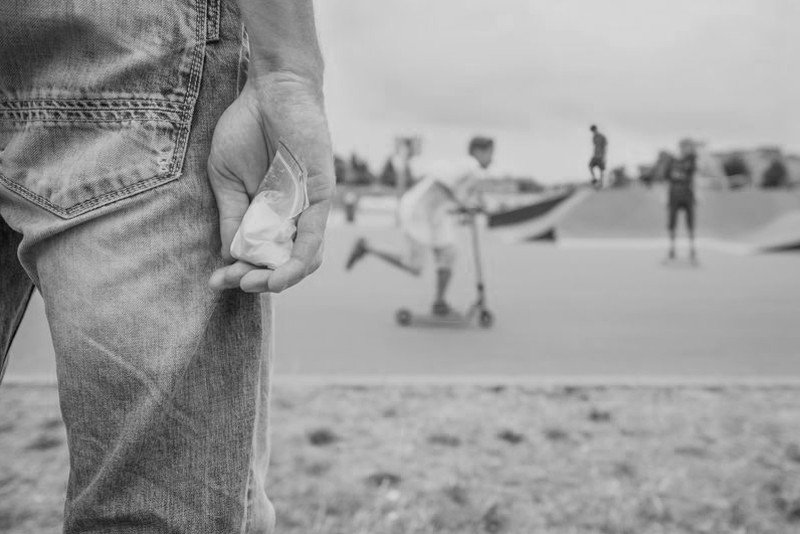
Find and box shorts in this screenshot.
[589,156,606,171]
[405,234,456,270]
[668,199,695,232]
[397,191,456,248]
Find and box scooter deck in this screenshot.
[397,309,471,328]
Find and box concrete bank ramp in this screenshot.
[489,186,800,253]
[487,188,592,242]
[740,211,800,252]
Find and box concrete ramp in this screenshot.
[487,185,800,254]
[487,188,592,242]
[559,188,666,240]
[740,211,800,252]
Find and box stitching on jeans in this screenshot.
[0,99,187,111]
[0,169,180,218]
[0,97,191,111]
[165,0,206,185]
[0,1,209,220]
[206,0,221,42]
[0,113,182,124]
[0,99,186,123]
[0,120,176,127]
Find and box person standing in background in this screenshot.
[665,139,699,263]
[589,124,608,188]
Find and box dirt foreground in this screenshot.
[1,384,799,533]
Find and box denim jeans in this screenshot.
[0,1,275,532]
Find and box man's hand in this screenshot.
[207,73,334,293]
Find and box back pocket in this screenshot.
[0,0,218,219]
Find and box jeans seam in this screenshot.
[0,117,181,125]
[236,25,250,96]
[0,99,189,110]
[0,170,180,218]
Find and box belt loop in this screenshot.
[206,0,221,42]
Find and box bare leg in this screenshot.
[346,237,421,275]
[434,267,452,304]
[668,231,676,259]
[369,246,422,276]
[686,207,697,262]
[431,247,456,315]
[667,205,677,259]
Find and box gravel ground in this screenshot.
[2,384,800,533]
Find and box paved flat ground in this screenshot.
[6,221,800,383]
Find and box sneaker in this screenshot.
[345,238,368,270]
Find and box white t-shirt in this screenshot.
[397,157,485,247]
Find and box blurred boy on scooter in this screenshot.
[345,136,494,316]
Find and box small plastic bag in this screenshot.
[230,141,309,269]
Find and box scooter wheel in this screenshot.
[478,309,494,328]
[396,309,412,326]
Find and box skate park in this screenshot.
[489,185,800,253]
[7,185,800,385]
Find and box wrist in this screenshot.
[246,41,324,90]
[248,63,324,99]
[244,71,326,116]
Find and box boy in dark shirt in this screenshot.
[589,125,607,187]
[666,139,698,263]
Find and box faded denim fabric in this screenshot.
[0,1,275,532]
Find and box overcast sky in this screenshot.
[315,0,799,182]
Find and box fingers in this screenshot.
[239,269,272,293]
[234,248,322,294]
[239,200,329,293]
[209,261,258,290]
[209,200,329,294]
[268,200,328,291]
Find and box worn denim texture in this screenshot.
[0,1,274,532]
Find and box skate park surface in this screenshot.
[6,192,800,385]
[492,186,800,253]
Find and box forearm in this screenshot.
[238,0,324,86]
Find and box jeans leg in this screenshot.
[30,181,273,532]
[0,218,35,384]
[30,71,274,534]
[0,1,275,531]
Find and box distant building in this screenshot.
[639,140,799,190]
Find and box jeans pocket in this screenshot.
[0,0,217,219]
